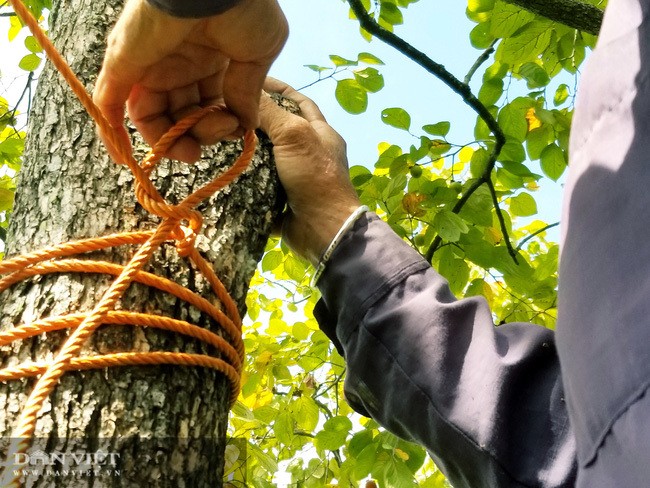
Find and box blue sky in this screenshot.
[269,0,481,168]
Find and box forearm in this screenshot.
[315,213,576,487]
[146,0,243,18]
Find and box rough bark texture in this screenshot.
[0,0,282,486]
[503,0,603,36]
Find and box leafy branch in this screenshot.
[502,0,603,36]
[345,0,517,264]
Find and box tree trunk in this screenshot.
[0,0,282,486]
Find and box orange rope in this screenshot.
[1,1,256,485]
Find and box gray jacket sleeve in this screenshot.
[314,213,577,488]
[146,0,242,18]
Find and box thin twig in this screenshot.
[464,40,497,85]
[486,178,518,262]
[515,221,560,252]
[297,68,343,92]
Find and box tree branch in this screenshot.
[502,0,603,36]
[486,178,518,262]
[515,221,560,252]
[464,40,497,85]
[344,0,512,263]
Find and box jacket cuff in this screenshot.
[314,213,429,355]
[146,0,243,18]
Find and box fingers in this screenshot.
[126,83,239,162]
[222,59,270,130]
[263,77,327,123]
[258,91,308,143]
[94,57,143,128]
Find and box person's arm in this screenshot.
[314,214,576,488]
[259,80,577,488]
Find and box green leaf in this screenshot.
[554,83,570,106]
[478,78,503,105]
[357,52,384,65]
[354,444,378,479]
[304,64,329,72]
[519,62,550,88]
[354,67,384,93]
[526,125,553,160]
[292,396,320,432]
[469,22,495,49]
[261,249,283,272]
[468,0,495,13]
[470,147,490,178]
[497,21,553,65]
[380,2,403,25]
[510,192,537,217]
[330,54,358,67]
[558,31,585,73]
[249,443,278,473]
[489,1,535,38]
[18,53,41,72]
[335,78,368,114]
[314,416,352,451]
[422,121,450,137]
[24,35,42,53]
[434,210,469,242]
[348,429,374,457]
[540,143,567,181]
[498,140,526,163]
[274,411,295,445]
[381,107,411,131]
[438,247,470,295]
[284,254,307,281]
[350,165,373,187]
[497,97,533,142]
[382,458,418,488]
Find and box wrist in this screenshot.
[285,199,363,267]
[309,205,370,287]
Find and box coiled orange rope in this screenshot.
[0,0,256,484]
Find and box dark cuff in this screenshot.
[147,0,243,18]
[314,213,429,354]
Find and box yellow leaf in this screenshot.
[458,146,474,163]
[255,350,273,366]
[525,107,542,132]
[394,448,410,461]
[402,192,426,216]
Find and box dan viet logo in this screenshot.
[7,449,121,478]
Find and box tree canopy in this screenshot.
[0,0,605,486]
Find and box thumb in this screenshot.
[94,66,138,128]
[223,60,273,129]
[258,91,309,144]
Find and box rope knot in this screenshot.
[174,225,197,258]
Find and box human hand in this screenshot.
[93,0,288,162]
[259,78,362,266]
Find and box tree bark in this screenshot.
[502,0,603,36]
[0,0,282,486]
